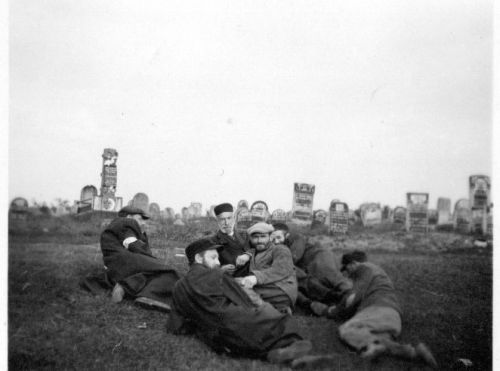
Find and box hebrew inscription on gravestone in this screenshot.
[291,183,315,223]
[329,202,349,234]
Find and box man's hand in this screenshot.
[235,254,250,266]
[220,264,236,274]
[239,275,257,288]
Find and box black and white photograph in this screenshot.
[5,1,495,370]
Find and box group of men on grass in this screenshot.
[99,203,438,369]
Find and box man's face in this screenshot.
[129,214,147,230]
[344,261,358,275]
[201,249,221,269]
[216,211,235,234]
[250,233,271,251]
[270,230,287,244]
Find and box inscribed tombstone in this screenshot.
[454,199,471,234]
[9,197,29,221]
[406,193,429,232]
[329,202,349,234]
[235,208,252,237]
[469,175,491,209]
[291,183,315,223]
[237,200,249,210]
[271,209,287,223]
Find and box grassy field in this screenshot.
[8,219,492,370]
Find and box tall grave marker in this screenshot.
[437,198,451,225]
[291,183,315,224]
[406,193,429,232]
[329,201,349,234]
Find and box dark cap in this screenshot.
[118,206,150,219]
[185,238,223,264]
[214,203,233,216]
[341,251,367,270]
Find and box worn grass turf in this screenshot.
[9,236,491,370]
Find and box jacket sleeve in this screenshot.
[251,246,295,285]
[289,235,307,264]
[119,222,154,257]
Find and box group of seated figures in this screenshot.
[98,203,438,369]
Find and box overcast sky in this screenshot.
[9,0,492,213]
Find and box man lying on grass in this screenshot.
[166,238,314,366]
[270,223,351,315]
[317,250,438,368]
[100,206,180,311]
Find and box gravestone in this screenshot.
[250,201,270,222]
[181,207,189,221]
[487,206,493,236]
[131,193,149,213]
[453,199,471,234]
[437,198,451,225]
[291,183,315,224]
[78,185,98,213]
[406,193,429,232]
[329,202,349,234]
[9,197,29,221]
[237,200,249,210]
[270,209,287,223]
[235,208,252,238]
[469,175,490,209]
[360,203,382,227]
[427,209,438,225]
[393,207,406,224]
[97,148,123,212]
[382,205,392,220]
[190,202,203,218]
[148,203,161,219]
[471,207,487,235]
[165,207,176,220]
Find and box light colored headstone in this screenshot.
[291,183,315,223]
[9,197,29,221]
[406,193,429,232]
[270,209,287,223]
[453,199,471,234]
[469,175,490,209]
[393,207,406,224]
[235,208,252,236]
[181,207,189,221]
[250,201,270,222]
[251,200,269,212]
[165,207,176,220]
[437,197,451,225]
[131,193,149,213]
[329,202,349,234]
[80,185,98,202]
[360,203,382,227]
[190,202,203,218]
[149,203,161,219]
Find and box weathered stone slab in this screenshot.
[291,183,315,223]
[237,200,249,210]
[360,203,382,227]
[235,208,252,237]
[406,193,429,232]
[427,209,438,225]
[329,202,349,234]
[131,192,149,213]
[270,209,287,223]
[190,202,203,218]
[453,199,471,234]
[469,175,490,209]
[181,207,189,221]
[437,197,451,225]
[393,207,406,224]
[149,203,161,219]
[165,207,176,220]
[250,201,270,222]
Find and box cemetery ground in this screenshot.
[9,216,492,370]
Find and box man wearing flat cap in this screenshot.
[208,202,251,277]
[167,238,313,365]
[236,222,298,314]
[100,206,180,311]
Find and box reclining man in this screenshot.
[320,251,438,368]
[270,223,351,314]
[208,202,251,277]
[237,222,297,314]
[100,206,180,311]
[166,238,312,365]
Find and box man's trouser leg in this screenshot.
[121,270,180,303]
[254,285,293,312]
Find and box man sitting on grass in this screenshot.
[100,206,180,311]
[237,222,298,314]
[270,223,351,315]
[166,238,313,366]
[319,250,438,368]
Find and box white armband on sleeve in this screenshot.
[123,237,138,249]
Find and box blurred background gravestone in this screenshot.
[250,200,270,223]
[291,183,315,225]
[235,208,252,238]
[453,199,471,234]
[77,185,98,213]
[148,203,161,220]
[393,206,406,224]
[165,207,176,221]
[469,175,491,235]
[329,201,349,234]
[360,203,382,227]
[237,200,249,210]
[189,202,203,218]
[270,209,287,224]
[437,197,451,225]
[181,207,189,221]
[406,193,429,232]
[9,197,29,221]
[131,192,149,213]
